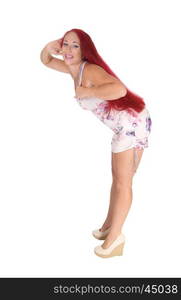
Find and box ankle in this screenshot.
[101,223,111,231]
[108,227,122,237]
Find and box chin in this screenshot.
[65,59,80,66]
[64,59,74,64]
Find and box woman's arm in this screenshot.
[82,64,127,100]
[40,46,53,64]
[86,82,127,100]
[40,40,70,73]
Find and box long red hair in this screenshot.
[59,28,146,115]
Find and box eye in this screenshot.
[63,43,79,48]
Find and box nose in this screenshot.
[67,45,73,52]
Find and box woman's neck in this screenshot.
[68,61,84,81]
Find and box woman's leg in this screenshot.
[101,148,144,248]
[99,153,118,232]
[100,148,144,232]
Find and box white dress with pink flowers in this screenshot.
[74,61,152,159]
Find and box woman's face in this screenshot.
[62,32,82,65]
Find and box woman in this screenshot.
[40,28,152,258]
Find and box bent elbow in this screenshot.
[122,87,127,97]
[119,85,127,97]
[115,81,127,98]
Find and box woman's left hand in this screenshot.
[74,86,92,100]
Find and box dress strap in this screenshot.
[78,61,87,86]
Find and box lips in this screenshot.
[65,54,74,59]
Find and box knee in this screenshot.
[113,176,133,190]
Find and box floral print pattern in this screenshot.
[75,96,152,153]
[110,108,152,152]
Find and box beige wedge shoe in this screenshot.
[92,227,111,240]
[94,233,125,258]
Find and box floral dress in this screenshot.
[74,61,152,159]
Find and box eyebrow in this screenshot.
[64,39,79,44]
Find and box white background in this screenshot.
[0,0,181,277]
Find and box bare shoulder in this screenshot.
[83,63,122,87]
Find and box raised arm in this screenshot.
[40,39,70,74]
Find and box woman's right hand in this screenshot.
[46,38,63,56]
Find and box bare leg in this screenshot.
[101,148,144,248]
[100,148,144,233]
[99,181,116,232]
